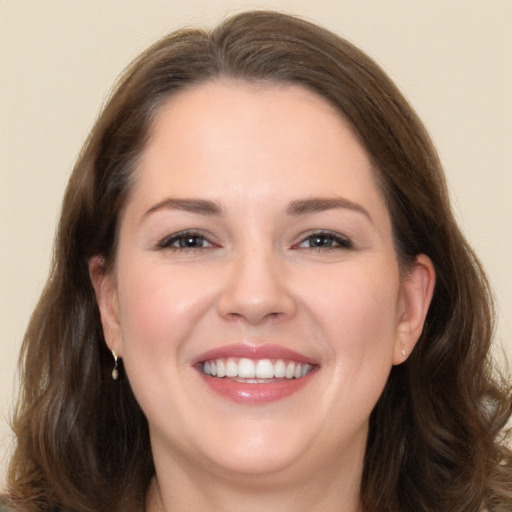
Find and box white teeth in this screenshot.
[256,359,274,378]
[225,358,238,377]
[285,362,295,379]
[301,364,312,377]
[240,379,274,384]
[238,358,256,378]
[274,359,286,378]
[201,357,314,380]
[216,359,226,378]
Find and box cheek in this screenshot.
[116,262,213,360]
[321,268,401,426]
[309,264,401,367]
[113,263,219,426]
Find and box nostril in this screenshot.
[224,310,287,326]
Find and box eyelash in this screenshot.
[156,230,353,252]
[294,231,353,251]
[156,231,215,251]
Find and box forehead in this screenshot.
[127,79,389,228]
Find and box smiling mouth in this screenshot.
[194,344,318,403]
[200,357,314,382]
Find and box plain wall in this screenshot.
[1,0,511,487]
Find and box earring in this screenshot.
[112,350,119,380]
[401,348,407,357]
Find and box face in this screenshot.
[93,80,433,486]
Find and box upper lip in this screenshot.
[191,343,317,366]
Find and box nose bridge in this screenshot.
[217,239,296,324]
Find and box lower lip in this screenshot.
[198,370,316,404]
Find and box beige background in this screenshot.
[1,0,511,487]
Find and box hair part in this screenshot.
[6,10,512,512]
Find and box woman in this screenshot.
[4,10,511,512]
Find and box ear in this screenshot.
[393,254,435,365]
[89,255,122,356]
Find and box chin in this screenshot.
[190,418,339,481]
[202,444,309,482]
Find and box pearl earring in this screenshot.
[111,350,119,380]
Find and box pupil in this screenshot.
[181,236,200,247]
[313,236,332,247]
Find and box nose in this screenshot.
[217,247,297,325]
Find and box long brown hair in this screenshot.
[6,10,512,512]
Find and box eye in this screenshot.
[295,231,353,250]
[157,231,215,251]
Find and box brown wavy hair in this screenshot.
[6,10,512,512]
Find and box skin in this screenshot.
[91,80,435,512]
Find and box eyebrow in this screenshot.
[142,198,223,221]
[141,196,371,222]
[286,197,372,221]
